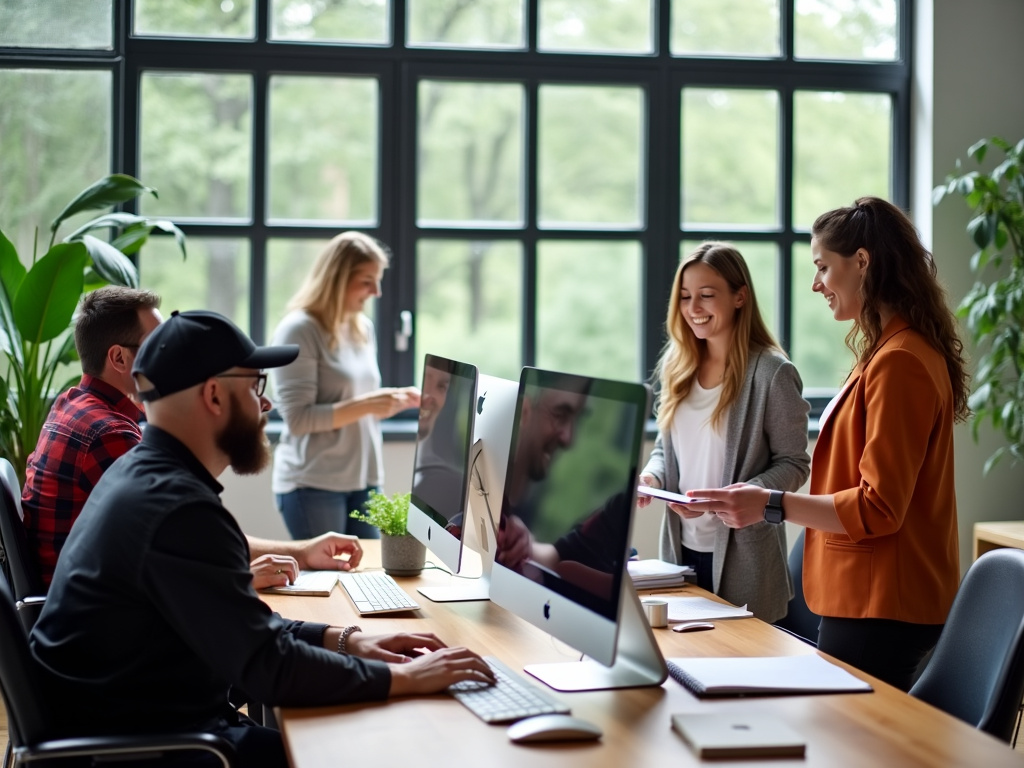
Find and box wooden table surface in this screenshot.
[264,541,1024,768]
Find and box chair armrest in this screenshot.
[15,596,45,633]
[19,731,236,766]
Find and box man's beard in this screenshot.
[216,392,271,475]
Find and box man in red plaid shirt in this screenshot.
[22,287,369,590]
[22,286,162,586]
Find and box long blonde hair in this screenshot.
[287,231,389,347]
[653,242,782,432]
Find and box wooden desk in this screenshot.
[974,521,1024,560]
[265,542,1023,768]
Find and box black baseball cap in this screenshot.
[132,310,299,402]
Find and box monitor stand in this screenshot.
[523,578,669,692]
[417,442,495,603]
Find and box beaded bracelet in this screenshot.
[337,625,361,655]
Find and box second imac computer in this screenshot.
[488,367,668,692]
[405,353,517,602]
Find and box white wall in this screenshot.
[914,0,1024,574]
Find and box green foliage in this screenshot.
[0,174,186,482]
[934,137,1024,472]
[350,490,411,537]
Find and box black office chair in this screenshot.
[773,528,820,646]
[0,458,46,631]
[0,576,237,768]
[909,548,1024,743]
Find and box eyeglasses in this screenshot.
[217,373,268,397]
[117,343,140,351]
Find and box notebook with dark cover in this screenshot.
[666,655,873,698]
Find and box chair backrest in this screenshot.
[0,457,46,600]
[773,528,820,645]
[0,575,52,747]
[910,548,1024,742]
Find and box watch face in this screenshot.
[764,506,784,525]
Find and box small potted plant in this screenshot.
[350,491,426,576]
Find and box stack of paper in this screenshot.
[649,594,754,621]
[627,559,694,589]
[665,654,873,698]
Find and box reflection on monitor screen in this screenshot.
[489,367,667,692]
[407,354,477,585]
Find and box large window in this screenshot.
[1,0,909,399]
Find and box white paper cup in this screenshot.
[641,598,668,628]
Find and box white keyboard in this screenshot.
[337,571,421,614]
[448,656,571,724]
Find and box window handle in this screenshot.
[395,310,413,352]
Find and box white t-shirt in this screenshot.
[670,380,727,553]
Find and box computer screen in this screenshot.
[406,354,478,578]
[489,367,666,691]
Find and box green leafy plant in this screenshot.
[350,491,411,537]
[934,136,1024,473]
[0,174,185,482]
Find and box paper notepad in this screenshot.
[671,713,806,759]
[666,654,873,698]
[262,570,339,597]
[649,595,754,621]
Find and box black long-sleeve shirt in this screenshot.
[30,426,391,737]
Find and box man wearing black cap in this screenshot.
[29,310,493,768]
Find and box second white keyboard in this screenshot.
[448,656,571,724]
[337,571,421,614]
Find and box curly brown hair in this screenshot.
[811,197,970,422]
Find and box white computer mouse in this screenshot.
[506,714,603,743]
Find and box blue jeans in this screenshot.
[276,487,380,541]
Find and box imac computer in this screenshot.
[489,367,668,692]
[406,354,518,602]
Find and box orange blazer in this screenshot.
[803,317,959,624]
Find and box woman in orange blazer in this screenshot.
[677,197,970,690]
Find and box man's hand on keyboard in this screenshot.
[346,631,446,663]
[294,532,363,571]
[388,647,496,696]
[249,554,299,590]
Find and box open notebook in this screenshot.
[666,654,873,698]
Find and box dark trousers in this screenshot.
[680,544,715,593]
[161,714,287,768]
[817,616,943,691]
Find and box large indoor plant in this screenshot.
[934,137,1024,473]
[350,491,426,576]
[0,174,185,482]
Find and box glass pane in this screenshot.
[539,0,654,54]
[271,0,389,44]
[416,240,523,381]
[139,237,251,331]
[538,85,644,229]
[789,243,855,390]
[0,0,112,49]
[139,72,252,220]
[134,0,255,40]
[536,240,640,379]
[671,0,780,57]
[408,0,525,49]
[681,241,779,341]
[418,81,524,227]
[265,238,328,343]
[793,91,891,230]
[795,0,898,61]
[269,76,379,224]
[682,88,779,227]
[0,69,112,263]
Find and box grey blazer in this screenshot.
[642,348,811,622]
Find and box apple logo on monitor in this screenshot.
[477,391,486,414]
[543,600,551,620]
